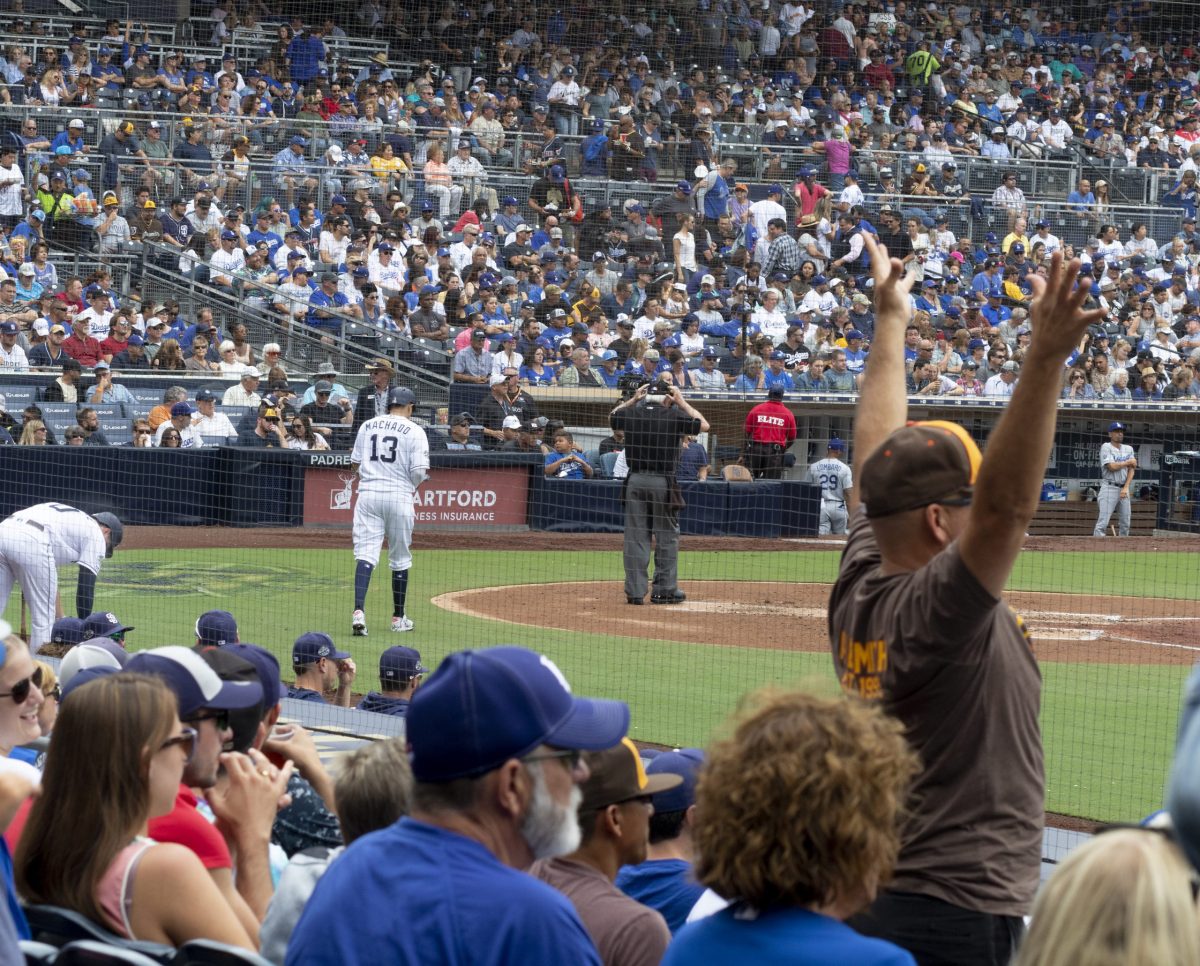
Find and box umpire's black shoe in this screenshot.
[650,591,687,604]
[626,596,644,605]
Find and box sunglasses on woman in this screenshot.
[0,664,44,704]
[160,726,198,763]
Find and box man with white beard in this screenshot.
[286,646,626,966]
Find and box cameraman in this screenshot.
[610,379,709,605]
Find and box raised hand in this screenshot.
[863,231,915,324]
[1025,251,1107,362]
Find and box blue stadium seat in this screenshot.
[90,404,126,419]
[200,435,237,448]
[0,386,38,411]
[55,940,164,964]
[176,938,275,965]
[38,402,77,420]
[99,419,133,446]
[600,451,619,478]
[21,905,174,963]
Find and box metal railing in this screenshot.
[138,240,452,402]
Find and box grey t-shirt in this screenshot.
[827,509,1044,916]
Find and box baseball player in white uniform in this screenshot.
[1094,421,1135,537]
[350,387,429,636]
[0,503,123,652]
[806,439,853,535]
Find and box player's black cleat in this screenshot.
[650,591,687,605]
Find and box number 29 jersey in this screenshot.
[351,415,431,498]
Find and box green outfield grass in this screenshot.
[7,546,1194,824]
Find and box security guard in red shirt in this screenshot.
[744,386,797,478]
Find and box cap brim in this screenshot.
[644,772,684,795]
[331,648,352,661]
[545,696,630,752]
[211,679,264,710]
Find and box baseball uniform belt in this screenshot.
[1105,482,1123,487]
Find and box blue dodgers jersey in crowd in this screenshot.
[286,818,601,966]
[662,906,916,966]
[615,859,705,935]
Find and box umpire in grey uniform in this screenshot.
[610,379,710,605]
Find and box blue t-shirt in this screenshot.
[286,686,326,703]
[286,818,600,966]
[545,450,587,479]
[356,692,409,716]
[0,840,28,939]
[615,859,704,934]
[663,906,915,966]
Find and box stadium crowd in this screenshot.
[1,1,1200,460]
[0,9,1198,966]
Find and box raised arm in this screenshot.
[847,233,914,512]
[959,252,1105,597]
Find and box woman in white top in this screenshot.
[490,336,524,378]
[673,214,697,280]
[217,340,244,374]
[679,316,705,357]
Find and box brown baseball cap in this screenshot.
[579,738,682,812]
[859,421,982,519]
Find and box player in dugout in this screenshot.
[829,235,1104,964]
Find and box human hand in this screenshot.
[263,723,323,774]
[209,749,294,844]
[336,658,357,687]
[863,232,915,323]
[1025,252,1107,363]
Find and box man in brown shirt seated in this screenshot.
[829,235,1105,965]
[532,739,681,966]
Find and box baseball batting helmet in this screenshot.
[388,387,417,409]
[92,512,123,557]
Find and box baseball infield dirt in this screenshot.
[432,580,1200,666]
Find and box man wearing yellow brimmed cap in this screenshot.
[829,235,1105,964]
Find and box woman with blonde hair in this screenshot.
[15,673,255,950]
[664,689,918,963]
[17,420,47,445]
[1015,828,1200,966]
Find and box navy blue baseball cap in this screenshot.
[828,438,846,451]
[646,748,705,813]
[407,646,629,782]
[222,643,288,701]
[196,609,238,646]
[82,611,134,639]
[50,616,86,647]
[125,646,263,717]
[381,645,427,680]
[1109,421,1126,432]
[293,632,350,664]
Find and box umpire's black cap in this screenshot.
[92,512,123,556]
[388,387,417,409]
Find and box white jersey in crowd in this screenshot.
[807,457,853,505]
[351,414,430,496]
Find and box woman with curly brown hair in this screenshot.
[664,688,918,965]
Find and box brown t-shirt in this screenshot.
[531,856,670,966]
[828,509,1044,917]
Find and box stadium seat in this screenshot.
[200,435,237,448]
[22,905,174,963]
[584,448,601,472]
[99,420,134,446]
[90,405,126,419]
[175,939,275,965]
[38,402,78,420]
[55,941,164,965]
[0,386,39,411]
[20,940,59,964]
[723,464,753,482]
[599,452,619,478]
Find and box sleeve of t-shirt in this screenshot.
[147,800,232,870]
[606,907,670,966]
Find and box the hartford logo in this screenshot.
[330,475,357,511]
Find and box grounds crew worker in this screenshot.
[830,235,1104,964]
[610,379,709,606]
[744,385,796,478]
